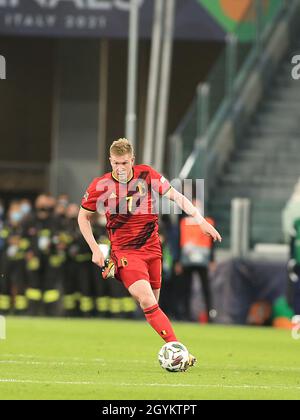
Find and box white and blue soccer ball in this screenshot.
[158,341,189,372]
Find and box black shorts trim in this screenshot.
[80,205,96,213]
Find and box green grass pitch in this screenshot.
[0,317,300,400]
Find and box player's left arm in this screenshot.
[164,188,222,242]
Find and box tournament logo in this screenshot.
[0,0,145,11]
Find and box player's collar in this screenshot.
[111,169,134,184]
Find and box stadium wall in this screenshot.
[0,37,223,202]
[50,39,101,200]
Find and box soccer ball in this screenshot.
[158,341,189,372]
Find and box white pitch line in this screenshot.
[1,355,300,373]
[0,354,107,361]
[0,378,99,386]
[0,355,153,365]
[1,357,300,372]
[0,378,300,391]
[0,360,106,366]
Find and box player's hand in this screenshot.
[200,219,222,242]
[92,247,105,267]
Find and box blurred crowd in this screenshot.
[0,194,137,318]
[0,194,216,321]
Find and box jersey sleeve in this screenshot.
[81,178,99,212]
[149,167,172,196]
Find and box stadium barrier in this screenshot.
[211,258,289,325]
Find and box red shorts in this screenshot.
[111,250,162,290]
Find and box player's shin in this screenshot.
[143,304,178,343]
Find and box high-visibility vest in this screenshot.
[180,216,215,267]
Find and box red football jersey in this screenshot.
[81,164,172,252]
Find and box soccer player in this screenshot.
[78,138,222,370]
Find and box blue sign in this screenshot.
[0,0,225,40]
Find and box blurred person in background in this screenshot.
[0,200,5,280]
[0,200,4,226]
[54,194,70,224]
[92,211,110,317]
[63,203,81,316]
[64,203,94,317]
[174,199,216,323]
[54,202,67,222]
[92,212,137,319]
[19,199,33,221]
[158,215,178,318]
[57,194,70,209]
[23,194,66,316]
[0,201,28,314]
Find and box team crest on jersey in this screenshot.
[120,257,128,267]
[160,176,166,184]
[84,191,89,201]
[137,181,147,196]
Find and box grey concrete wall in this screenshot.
[0,36,222,200]
[50,39,101,203]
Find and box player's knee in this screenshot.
[128,281,157,309]
[138,294,157,309]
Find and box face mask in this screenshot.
[20,203,32,216]
[58,199,68,208]
[37,207,50,214]
[10,211,22,223]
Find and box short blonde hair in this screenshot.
[110,138,134,157]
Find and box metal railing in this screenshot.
[170,0,297,185]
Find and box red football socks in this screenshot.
[144,304,178,343]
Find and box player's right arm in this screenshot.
[78,178,106,267]
[78,207,105,267]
